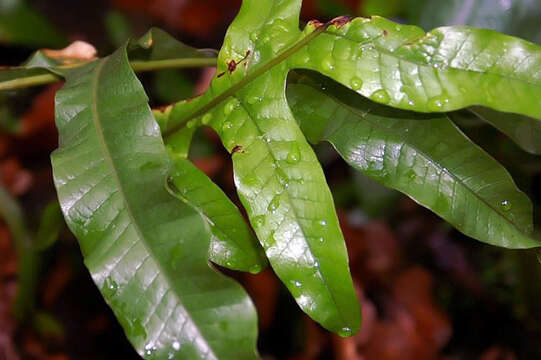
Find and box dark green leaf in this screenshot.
[51,46,258,359]
[35,201,64,251]
[287,78,540,249]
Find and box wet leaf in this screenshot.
[51,46,258,359]
[287,78,540,249]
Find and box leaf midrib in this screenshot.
[235,97,350,329]
[90,57,218,359]
[320,88,532,238]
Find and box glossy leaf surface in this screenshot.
[51,47,258,359]
[288,16,541,119]
[287,78,540,249]
[167,149,267,272]
[158,0,361,335]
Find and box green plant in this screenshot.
[1,0,540,358]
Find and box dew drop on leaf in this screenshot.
[427,94,450,111]
[338,326,352,337]
[500,200,512,211]
[286,143,301,164]
[102,276,118,297]
[350,77,363,91]
[267,195,280,213]
[277,167,289,187]
[321,56,335,72]
[222,121,233,132]
[172,341,181,351]
[370,89,390,104]
[224,99,239,115]
[247,95,261,105]
[186,119,197,128]
[201,113,212,125]
[253,215,265,228]
[249,264,262,274]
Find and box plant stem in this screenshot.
[0,57,218,91]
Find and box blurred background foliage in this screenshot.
[0,0,540,359]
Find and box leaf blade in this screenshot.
[51,46,258,359]
[289,16,541,119]
[287,78,540,249]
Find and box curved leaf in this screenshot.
[288,16,541,118]
[469,106,541,155]
[51,47,258,359]
[287,77,540,249]
[158,0,361,335]
[165,126,267,272]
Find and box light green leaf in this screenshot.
[287,77,540,249]
[469,107,541,155]
[51,46,258,359]
[288,16,541,119]
[159,0,361,335]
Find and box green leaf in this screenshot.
[51,46,258,359]
[165,127,267,272]
[287,77,540,249]
[406,0,541,44]
[159,0,361,335]
[287,16,541,119]
[469,107,541,155]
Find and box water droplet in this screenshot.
[222,121,233,132]
[318,219,327,227]
[250,33,259,42]
[186,119,197,128]
[224,99,238,115]
[350,77,363,91]
[318,237,324,243]
[294,281,302,287]
[321,56,335,72]
[427,94,450,111]
[145,343,156,356]
[247,95,261,105]
[500,200,512,211]
[201,113,212,125]
[266,231,276,247]
[408,100,415,106]
[370,89,390,104]
[249,264,263,274]
[277,168,289,187]
[102,276,118,297]
[267,195,280,213]
[286,143,301,164]
[339,326,352,337]
[253,215,265,228]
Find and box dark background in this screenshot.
[1,0,541,359]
